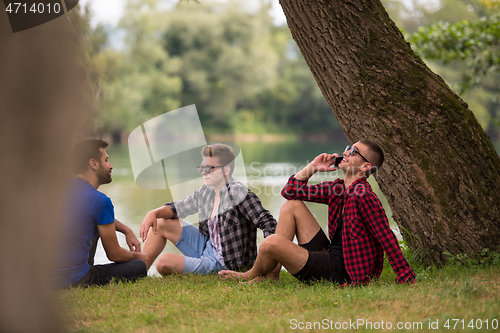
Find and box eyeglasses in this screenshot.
[344,145,370,164]
[196,165,227,174]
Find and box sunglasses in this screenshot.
[344,145,370,164]
[196,165,227,174]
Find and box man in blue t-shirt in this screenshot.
[53,139,148,288]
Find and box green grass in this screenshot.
[57,262,500,333]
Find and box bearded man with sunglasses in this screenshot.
[140,143,276,276]
[219,139,415,285]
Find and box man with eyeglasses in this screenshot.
[219,139,415,285]
[139,143,277,276]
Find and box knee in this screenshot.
[156,218,180,234]
[156,254,181,275]
[156,218,172,231]
[131,259,148,277]
[155,254,171,273]
[280,200,305,215]
[260,234,283,255]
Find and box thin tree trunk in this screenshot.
[279,0,500,264]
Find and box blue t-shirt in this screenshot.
[52,178,115,288]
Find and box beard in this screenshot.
[96,165,112,185]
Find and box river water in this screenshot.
[95,140,400,275]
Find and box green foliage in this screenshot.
[77,0,340,138]
[78,0,500,138]
[402,0,500,134]
[399,241,427,270]
[95,0,182,135]
[160,0,278,130]
[398,224,500,271]
[65,4,111,135]
[252,35,340,134]
[408,11,500,94]
[382,0,478,34]
[444,246,500,267]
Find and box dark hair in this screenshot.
[359,139,384,175]
[71,139,109,175]
[201,143,235,176]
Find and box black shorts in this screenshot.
[71,235,147,288]
[72,260,147,288]
[292,229,347,284]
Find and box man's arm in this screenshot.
[139,205,175,242]
[238,190,277,238]
[281,153,342,204]
[115,219,141,252]
[98,222,148,263]
[360,192,416,283]
[139,188,202,241]
[294,153,339,181]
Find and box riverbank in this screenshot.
[102,131,351,145]
[57,262,500,332]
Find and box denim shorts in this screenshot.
[175,220,227,274]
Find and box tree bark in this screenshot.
[0,8,84,333]
[279,0,500,264]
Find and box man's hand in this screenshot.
[139,210,158,242]
[99,223,148,263]
[295,153,340,181]
[125,232,141,252]
[114,219,141,252]
[137,252,149,264]
[311,153,340,172]
[139,206,174,242]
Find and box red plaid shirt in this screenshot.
[282,176,415,284]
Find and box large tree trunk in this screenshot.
[0,7,83,333]
[279,0,500,264]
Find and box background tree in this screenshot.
[96,0,182,140]
[383,0,478,33]
[408,0,500,130]
[161,0,278,131]
[278,0,500,264]
[253,26,342,136]
[80,0,500,142]
[82,0,341,139]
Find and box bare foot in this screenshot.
[219,265,281,283]
[218,270,249,281]
[237,273,279,285]
[262,270,280,282]
[265,264,281,282]
[241,269,280,284]
[240,277,261,285]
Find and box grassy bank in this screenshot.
[57,262,500,333]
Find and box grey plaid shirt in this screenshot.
[165,177,277,270]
